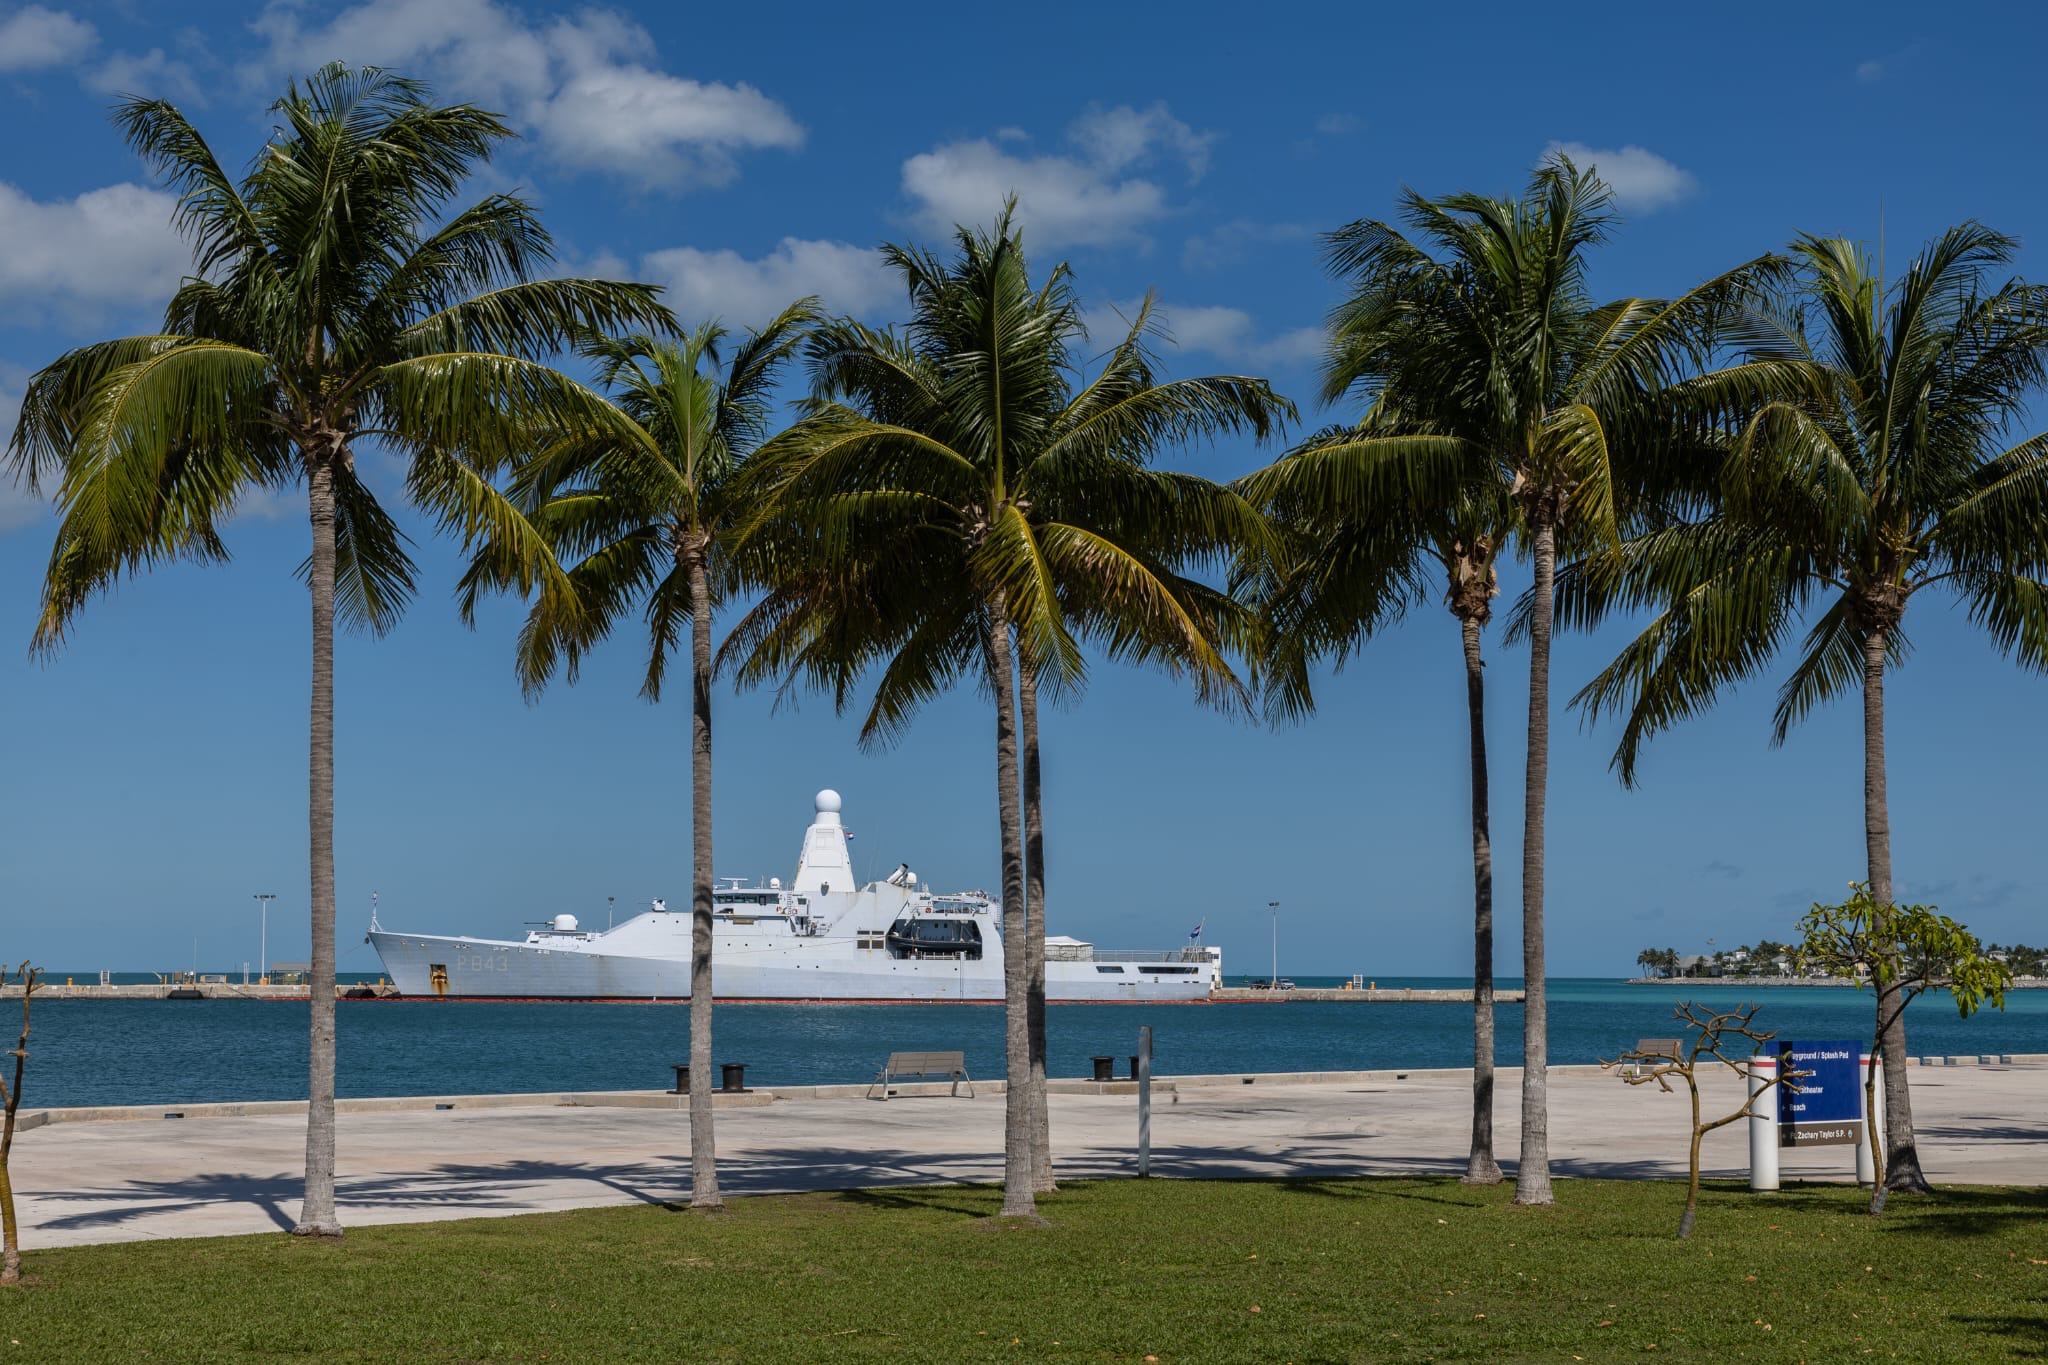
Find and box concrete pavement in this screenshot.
[10,1063,2044,1248]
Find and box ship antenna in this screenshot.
[369,891,381,933]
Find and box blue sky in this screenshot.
[2,1,2043,976]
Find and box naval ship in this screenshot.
[367,789,1221,1002]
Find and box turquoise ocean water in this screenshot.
[22,977,2048,1108]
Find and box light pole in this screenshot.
[1269,900,1280,986]
[254,893,277,978]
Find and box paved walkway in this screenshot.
[11,1065,2044,1247]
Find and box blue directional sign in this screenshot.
[1775,1040,1865,1147]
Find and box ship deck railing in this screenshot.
[1091,947,1213,965]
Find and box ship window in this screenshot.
[1137,965,1200,975]
[1095,965,1126,974]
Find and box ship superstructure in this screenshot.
[367,790,1220,1002]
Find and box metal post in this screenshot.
[1268,900,1279,986]
[1137,1024,1153,1177]
[1857,1053,1884,1186]
[254,893,277,978]
[1748,1053,1780,1192]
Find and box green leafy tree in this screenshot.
[728,211,1288,1215]
[1247,161,1756,1204]
[4,66,664,1235]
[1568,226,2048,1193]
[460,309,815,1210]
[1795,883,2011,1211]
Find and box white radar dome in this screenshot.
[769,877,783,890]
[553,914,579,932]
[814,789,843,814]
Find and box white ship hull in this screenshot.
[368,789,1221,1003]
[367,927,1216,1002]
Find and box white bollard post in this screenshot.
[1748,1054,1780,1192]
[1136,1025,1153,1177]
[1857,1053,1885,1186]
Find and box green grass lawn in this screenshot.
[1,1177,2043,1362]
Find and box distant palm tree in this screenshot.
[5,65,664,1236]
[728,211,1288,1215]
[1254,160,1759,1204]
[1567,225,2048,1199]
[460,309,814,1210]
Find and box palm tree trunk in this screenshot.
[294,451,343,1238]
[686,552,722,1210]
[1863,620,1926,1199]
[1513,519,1555,1207]
[1018,649,1053,1195]
[1459,614,1502,1185]
[984,598,1036,1218]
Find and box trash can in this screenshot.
[670,1063,690,1095]
[720,1062,749,1093]
[1090,1055,1115,1082]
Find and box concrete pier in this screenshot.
[1210,986,1523,1002]
[0,982,390,1001]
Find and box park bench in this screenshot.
[1619,1037,1685,1078]
[867,1050,975,1099]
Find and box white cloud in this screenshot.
[1067,102,1212,179]
[1313,112,1362,137]
[530,60,802,189]
[247,0,802,191]
[1856,59,1886,84]
[0,181,188,321]
[251,0,549,101]
[901,102,1213,249]
[635,238,896,328]
[1092,301,1321,368]
[0,5,96,72]
[1543,141,1697,211]
[86,47,204,102]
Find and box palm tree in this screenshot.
[727,211,1289,1216]
[1255,160,1760,1204]
[1239,207,1527,1182]
[1243,410,1518,1184]
[459,309,815,1210]
[1566,224,2048,1200]
[4,65,665,1236]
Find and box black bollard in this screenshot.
[670,1063,690,1095]
[721,1062,749,1093]
[1091,1055,1115,1082]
